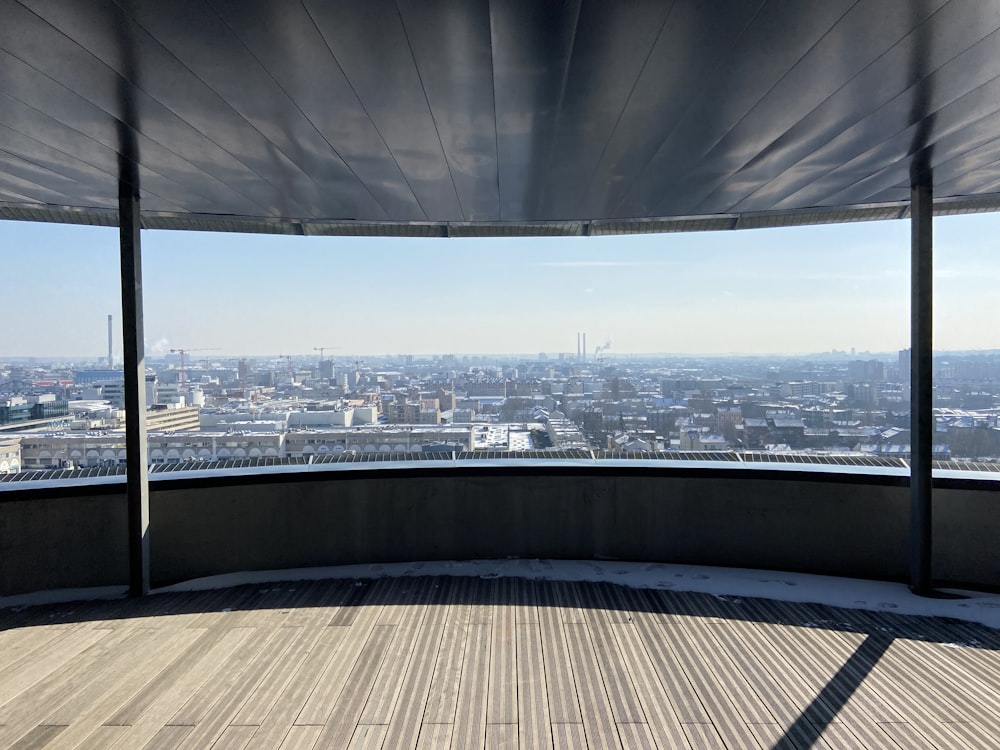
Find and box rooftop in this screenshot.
[2,567,999,749]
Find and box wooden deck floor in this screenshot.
[1,576,999,750]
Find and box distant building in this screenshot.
[0,435,21,473]
[73,369,122,385]
[847,359,885,383]
[898,348,911,383]
[146,405,202,432]
[464,378,507,397]
[284,426,474,456]
[679,430,729,451]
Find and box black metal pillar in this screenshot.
[910,173,933,595]
[120,180,149,596]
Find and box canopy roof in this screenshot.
[2,0,1000,236]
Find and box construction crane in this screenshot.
[169,347,219,387]
[313,346,342,363]
[278,354,294,378]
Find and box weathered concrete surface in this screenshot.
[2,471,996,596]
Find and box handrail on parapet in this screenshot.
[1,451,998,490]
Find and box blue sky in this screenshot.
[2,213,997,359]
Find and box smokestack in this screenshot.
[577,332,581,360]
[583,333,587,362]
[107,314,113,367]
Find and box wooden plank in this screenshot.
[228,627,327,726]
[536,583,581,724]
[0,627,110,708]
[296,579,396,725]
[41,628,204,750]
[616,722,658,750]
[551,722,587,750]
[0,627,145,742]
[670,592,777,725]
[692,594,901,750]
[640,591,763,750]
[693,595,838,728]
[167,626,277,726]
[422,579,474,725]
[376,576,426,626]
[736,599,901,727]
[745,722,828,750]
[486,577,517,726]
[185,586,262,629]
[416,723,454,749]
[792,612,993,749]
[358,577,434,726]
[607,621,693,750]
[15,578,1000,750]
[563,622,623,749]
[211,725,258,750]
[328,579,380,627]
[231,583,309,629]
[226,581,361,733]
[283,580,352,627]
[103,626,236,726]
[312,625,396,748]
[202,586,291,630]
[468,576,495,625]
[171,627,305,750]
[72,725,130,750]
[516,623,552,750]
[680,723,727,750]
[347,723,388,750]
[446,576,477,625]
[593,582,633,625]
[876,722,936,750]
[934,721,1000,749]
[5,724,67,750]
[242,627,347,750]
[381,578,455,750]
[579,584,649,724]
[451,622,491,750]
[746,597,996,750]
[872,641,1000,744]
[276,725,323,750]
[513,578,539,626]
[606,586,710,725]
[730,621,904,750]
[96,628,255,750]
[141,725,192,750]
[485,723,517,750]
[553,581,585,624]
[420,622,466,724]
[0,627,63,673]
[919,640,1000,714]
[815,723,879,750]
[855,625,1000,741]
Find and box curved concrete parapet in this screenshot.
[1,464,997,597]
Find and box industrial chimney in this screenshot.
[107,314,113,367]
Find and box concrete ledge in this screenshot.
[1,467,997,596]
[0,492,128,596]
[149,472,912,587]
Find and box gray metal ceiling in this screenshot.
[2,0,1000,236]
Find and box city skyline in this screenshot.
[3,211,998,358]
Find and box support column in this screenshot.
[120,179,149,596]
[910,173,933,595]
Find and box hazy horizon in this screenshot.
[3,211,998,359]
